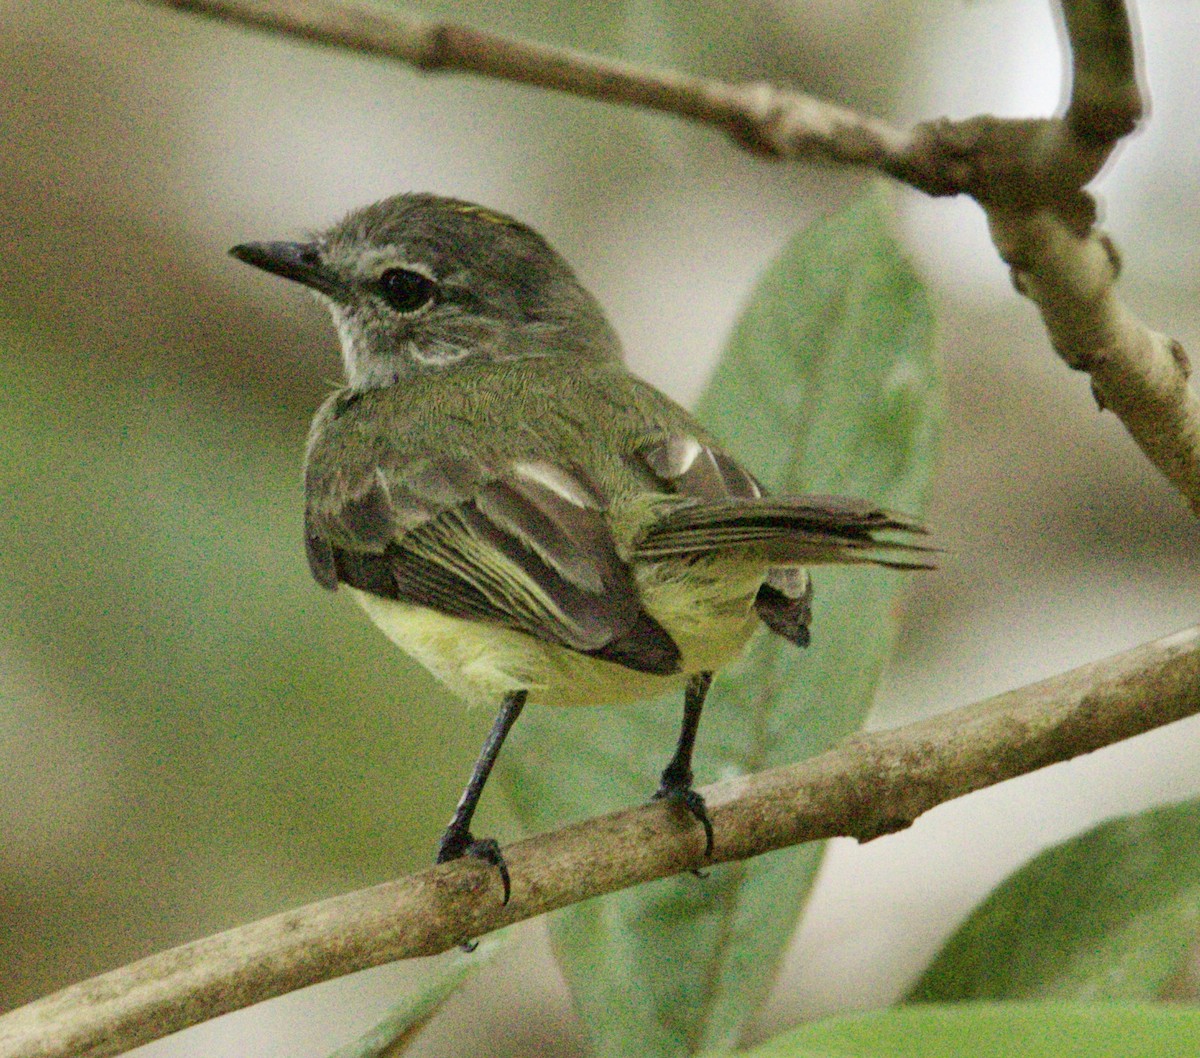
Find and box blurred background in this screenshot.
[0,0,1196,1053]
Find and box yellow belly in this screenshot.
[348,554,766,707]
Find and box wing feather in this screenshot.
[306,455,681,676]
[638,436,763,499]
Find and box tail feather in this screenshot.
[634,496,934,569]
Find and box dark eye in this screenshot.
[379,268,437,313]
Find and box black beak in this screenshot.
[229,240,342,298]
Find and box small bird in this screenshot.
[231,193,928,903]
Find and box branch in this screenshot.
[3,624,1199,1058]
[145,0,1200,512]
[976,0,1200,513]
[987,208,1200,508]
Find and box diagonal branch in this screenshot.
[978,0,1200,514]
[145,0,1200,513]
[3,624,1199,1058]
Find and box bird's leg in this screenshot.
[437,689,527,905]
[654,671,715,858]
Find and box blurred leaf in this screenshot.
[737,1002,1200,1058]
[0,313,473,1000]
[325,931,509,1058]
[503,184,941,1056]
[0,319,460,871]
[908,799,1200,1003]
[620,0,924,112]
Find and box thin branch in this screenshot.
[988,207,1200,506]
[145,0,1200,512]
[1061,0,1143,143]
[3,625,1199,1058]
[141,0,1125,196]
[152,0,914,166]
[974,0,1200,511]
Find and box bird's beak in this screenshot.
[229,241,342,298]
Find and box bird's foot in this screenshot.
[653,777,715,865]
[437,826,512,906]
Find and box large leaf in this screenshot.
[908,799,1200,1003]
[502,185,941,1056]
[738,1002,1200,1058]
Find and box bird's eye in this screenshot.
[379,268,438,314]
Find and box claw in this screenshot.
[437,829,512,905]
[654,782,715,859]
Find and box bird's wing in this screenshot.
[636,435,765,501]
[305,455,681,675]
[633,434,807,644]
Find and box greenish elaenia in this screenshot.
[231,193,929,901]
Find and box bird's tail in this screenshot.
[633,495,934,570]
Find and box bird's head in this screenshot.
[231,193,621,389]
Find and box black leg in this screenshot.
[437,689,527,905]
[654,671,715,857]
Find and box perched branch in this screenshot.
[3,625,1199,1058]
[145,0,1200,512]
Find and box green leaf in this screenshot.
[0,315,468,931]
[325,932,509,1058]
[908,799,1200,1003]
[737,1002,1200,1058]
[502,184,941,1056]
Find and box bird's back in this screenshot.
[304,355,713,549]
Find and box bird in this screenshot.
[230,192,929,903]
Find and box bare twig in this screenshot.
[977,0,1200,512]
[988,208,1200,505]
[1061,0,1143,142]
[3,625,1199,1058]
[144,0,1200,512]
